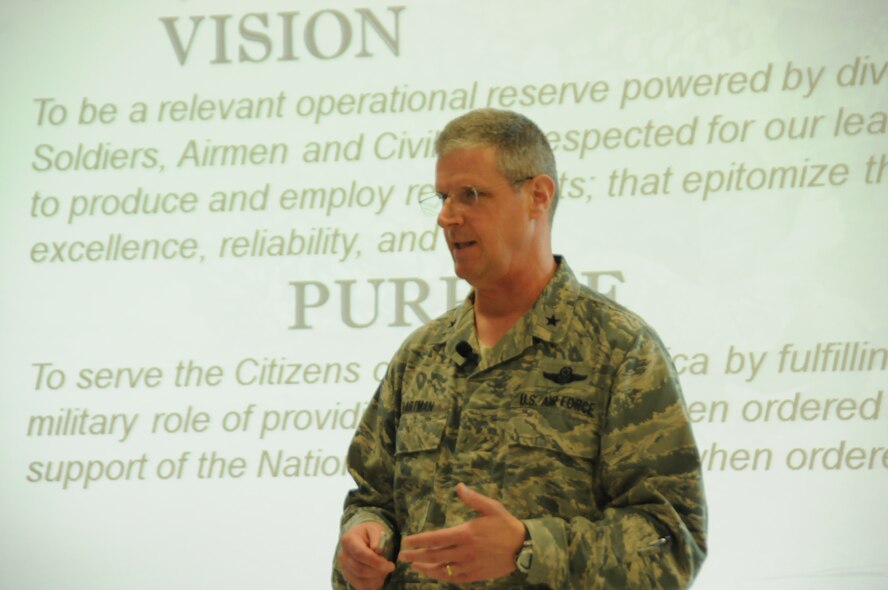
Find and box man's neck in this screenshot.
[473,256,557,348]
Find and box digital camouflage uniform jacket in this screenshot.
[334,258,707,589]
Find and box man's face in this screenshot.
[435,145,534,290]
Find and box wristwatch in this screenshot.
[514,526,534,574]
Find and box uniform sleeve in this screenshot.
[522,328,708,589]
[331,375,401,589]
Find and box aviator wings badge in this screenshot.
[543,366,587,385]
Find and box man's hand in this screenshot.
[398,483,526,584]
[338,521,396,590]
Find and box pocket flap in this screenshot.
[395,412,447,454]
[508,408,598,459]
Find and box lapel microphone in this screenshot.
[455,340,479,369]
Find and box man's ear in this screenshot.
[527,174,556,220]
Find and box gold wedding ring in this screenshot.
[446,563,453,577]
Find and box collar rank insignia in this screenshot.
[543,366,587,385]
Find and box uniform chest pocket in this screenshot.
[395,412,447,455]
[502,358,605,517]
[507,405,599,459]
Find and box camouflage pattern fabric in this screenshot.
[333,257,707,589]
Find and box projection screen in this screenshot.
[1,1,886,588]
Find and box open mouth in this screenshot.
[453,241,477,250]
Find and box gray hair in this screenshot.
[435,109,559,221]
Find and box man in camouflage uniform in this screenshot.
[334,109,707,589]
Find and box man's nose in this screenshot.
[436,197,462,228]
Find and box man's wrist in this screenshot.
[514,522,534,574]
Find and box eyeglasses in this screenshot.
[419,176,534,216]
